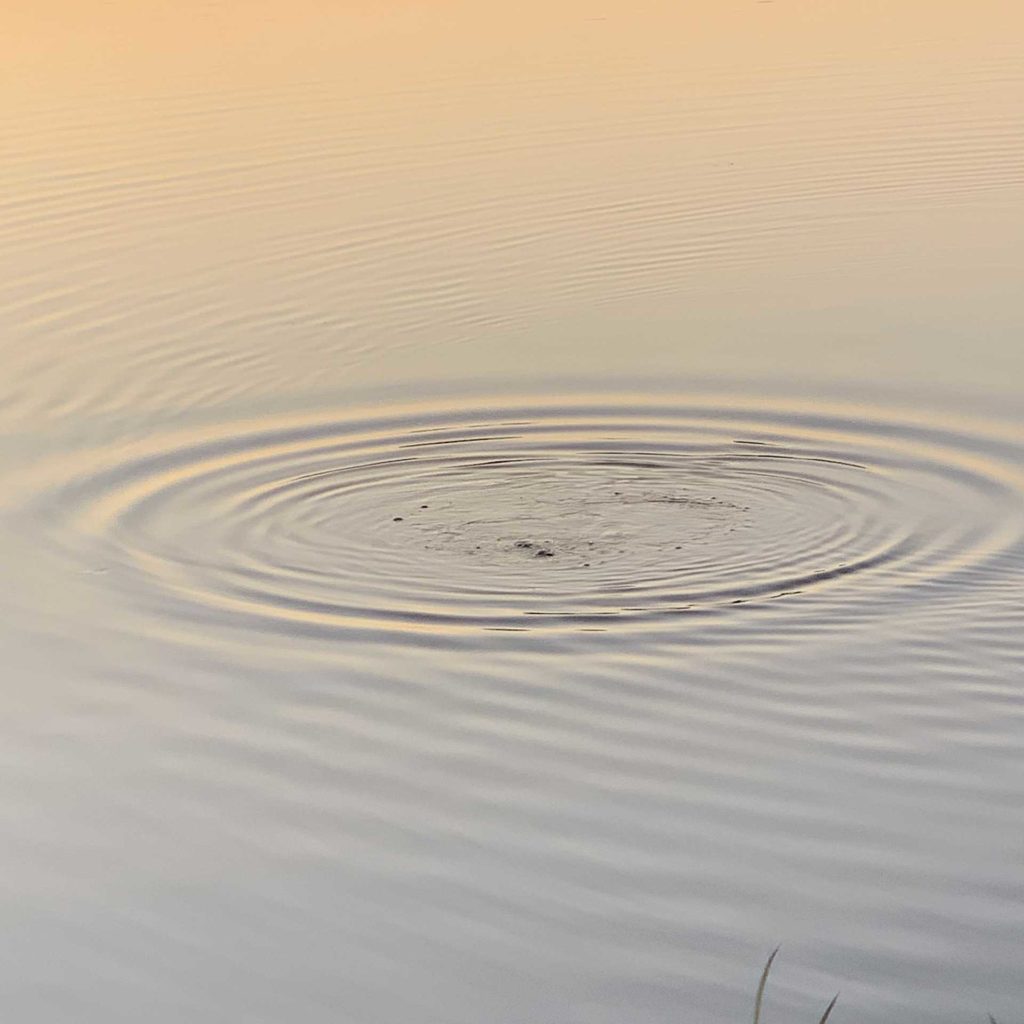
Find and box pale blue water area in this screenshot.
[2,3,1023,1021]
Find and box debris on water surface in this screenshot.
[393,516,403,522]
[513,539,555,558]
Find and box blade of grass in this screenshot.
[753,947,779,1024]
[817,992,839,1024]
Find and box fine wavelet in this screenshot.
[19,393,1024,647]
[4,52,1023,431]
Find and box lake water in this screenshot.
[3,2,1023,1021]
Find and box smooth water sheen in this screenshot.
[2,3,1024,1022]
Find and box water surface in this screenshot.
[2,2,1024,1021]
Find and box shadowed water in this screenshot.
[2,2,1024,1022]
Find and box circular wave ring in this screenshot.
[26,395,1024,640]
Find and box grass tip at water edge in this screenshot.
[753,948,839,1024]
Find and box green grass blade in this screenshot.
[753,947,779,1024]
[817,992,839,1024]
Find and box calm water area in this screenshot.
[2,2,1023,1020]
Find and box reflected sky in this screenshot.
[3,0,1023,421]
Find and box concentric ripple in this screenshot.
[23,393,1024,642]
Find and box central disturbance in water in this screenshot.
[320,451,851,599]
[397,459,751,569]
